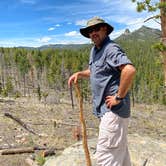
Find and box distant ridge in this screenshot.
[38,43,90,50]
[17,26,161,50]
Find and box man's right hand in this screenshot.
[68,69,90,88]
[68,72,80,88]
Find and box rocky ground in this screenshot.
[0,96,165,166]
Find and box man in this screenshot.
[68,16,136,166]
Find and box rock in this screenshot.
[129,134,166,166]
[44,134,166,166]
[44,138,97,166]
[124,28,130,35]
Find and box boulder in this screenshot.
[44,134,166,166]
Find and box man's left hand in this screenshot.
[105,95,120,109]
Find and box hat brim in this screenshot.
[80,23,114,38]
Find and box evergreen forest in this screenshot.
[0,26,165,105]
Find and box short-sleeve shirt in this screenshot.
[89,36,133,118]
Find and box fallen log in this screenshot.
[0,146,53,155]
[1,147,35,155]
[4,112,38,135]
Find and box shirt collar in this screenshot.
[94,36,110,52]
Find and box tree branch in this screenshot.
[4,112,38,135]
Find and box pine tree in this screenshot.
[132,0,166,98]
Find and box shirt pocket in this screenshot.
[94,58,105,67]
[93,59,107,75]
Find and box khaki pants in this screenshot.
[96,111,131,166]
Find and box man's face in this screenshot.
[88,25,107,48]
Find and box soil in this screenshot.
[0,96,165,166]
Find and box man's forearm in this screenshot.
[117,65,136,98]
[77,69,90,78]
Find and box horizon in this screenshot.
[0,0,160,48]
[1,25,160,49]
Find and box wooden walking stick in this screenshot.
[74,83,92,166]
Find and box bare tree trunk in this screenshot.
[160,0,166,95]
[0,53,5,88]
[23,75,26,96]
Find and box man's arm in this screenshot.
[105,64,136,108]
[117,64,136,98]
[68,69,90,87]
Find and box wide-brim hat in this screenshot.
[80,16,114,38]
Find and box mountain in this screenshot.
[115,25,161,43]
[39,26,161,49]
[17,26,161,50]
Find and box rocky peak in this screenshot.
[124,28,130,35]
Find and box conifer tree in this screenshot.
[132,0,166,96]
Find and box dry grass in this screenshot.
[0,97,165,166]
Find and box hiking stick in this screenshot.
[74,83,92,166]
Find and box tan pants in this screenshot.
[96,111,131,166]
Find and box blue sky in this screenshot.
[0,0,160,47]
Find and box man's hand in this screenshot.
[68,69,90,88]
[68,72,80,88]
[105,95,120,109]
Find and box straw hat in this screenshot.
[80,16,114,38]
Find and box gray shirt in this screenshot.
[89,36,133,118]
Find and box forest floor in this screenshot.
[0,95,165,166]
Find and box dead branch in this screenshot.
[42,148,56,157]
[4,112,38,135]
[143,159,148,166]
[1,147,35,155]
[0,146,53,155]
[144,15,161,24]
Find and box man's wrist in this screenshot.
[115,94,124,101]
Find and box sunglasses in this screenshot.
[88,25,102,34]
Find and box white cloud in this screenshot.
[20,0,36,4]
[111,15,145,26]
[65,31,80,37]
[48,24,60,31]
[48,27,55,31]
[76,19,87,26]
[37,37,52,43]
[99,0,136,11]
